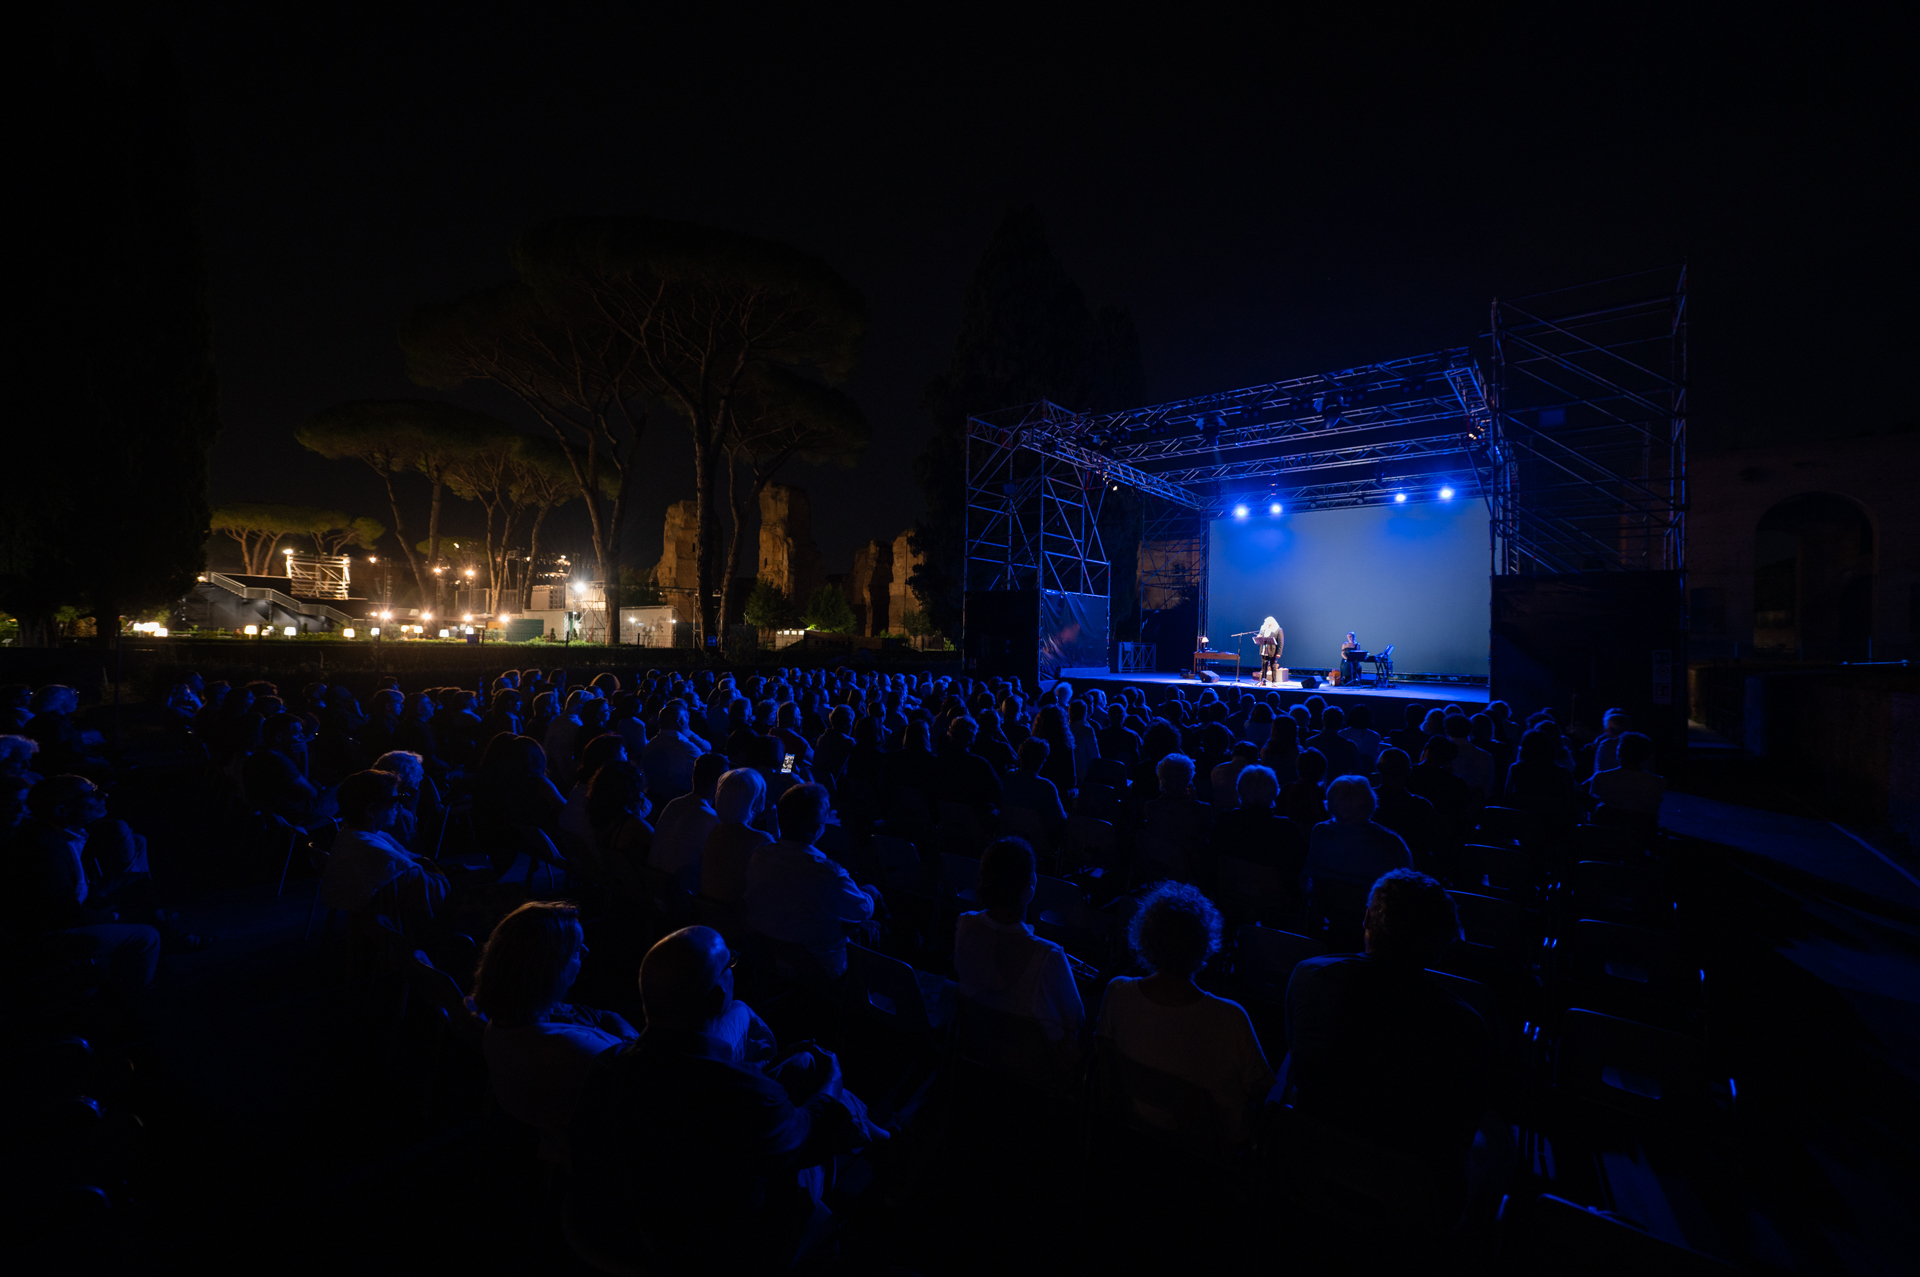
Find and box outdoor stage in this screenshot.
[1061,667,1489,712]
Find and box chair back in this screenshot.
[1476,805,1546,849]
[1092,1036,1231,1154]
[1308,876,1372,947]
[1570,860,1673,926]
[847,942,953,1034]
[939,851,980,902]
[406,950,486,1053]
[1565,920,1700,1028]
[1063,814,1118,868]
[1555,1007,1718,1126]
[1030,873,1082,921]
[1234,925,1325,1003]
[1217,856,1285,921]
[1133,832,1192,885]
[1273,1105,1441,1224]
[956,994,1070,1088]
[872,833,922,885]
[998,805,1051,848]
[1501,1192,1743,1275]
[1086,757,1130,790]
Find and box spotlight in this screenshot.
[1232,504,1250,518]
[1439,486,1455,500]
[1269,502,1283,515]
[1394,492,1408,504]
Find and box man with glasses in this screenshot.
[16,775,212,991]
[568,926,887,1272]
[320,769,450,922]
[243,711,336,828]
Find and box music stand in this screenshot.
[1369,644,1395,688]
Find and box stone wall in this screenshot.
[844,539,893,635]
[889,529,925,632]
[758,484,824,605]
[649,498,701,618]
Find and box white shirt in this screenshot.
[953,912,1084,1042]
[1097,978,1273,1143]
[743,839,875,977]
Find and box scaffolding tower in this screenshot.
[1489,267,1688,574]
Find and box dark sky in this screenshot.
[176,6,1913,576]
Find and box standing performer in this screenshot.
[1256,617,1284,684]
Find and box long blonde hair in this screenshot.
[1258,616,1281,638]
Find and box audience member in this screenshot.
[1280,748,1329,826]
[1285,869,1494,1219]
[474,901,637,1164]
[640,701,708,804]
[1586,731,1665,827]
[1096,882,1272,1144]
[1302,776,1413,898]
[1446,715,1495,802]
[1001,737,1068,834]
[568,926,883,1271]
[585,759,654,868]
[320,769,450,922]
[649,751,727,891]
[744,784,879,980]
[953,837,1086,1063]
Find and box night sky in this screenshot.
[177,7,1912,577]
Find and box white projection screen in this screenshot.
[1207,500,1490,676]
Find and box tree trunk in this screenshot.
[523,504,552,611]
[692,432,718,642]
[375,465,429,603]
[426,474,446,613]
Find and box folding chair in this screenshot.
[1233,925,1325,1005]
[1307,876,1372,951]
[1217,855,1285,922]
[998,805,1053,850]
[1499,1193,1742,1276]
[1086,757,1130,791]
[1476,805,1547,850]
[939,851,980,904]
[847,942,955,1038]
[1063,814,1118,871]
[936,800,991,856]
[1567,860,1674,928]
[1090,1036,1234,1159]
[873,834,927,893]
[1133,831,1193,885]
[1560,920,1702,1031]
[954,994,1075,1092]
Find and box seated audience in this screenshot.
[568,926,883,1272]
[953,837,1086,1059]
[1303,776,1413,898]
[1142,752,1213,855]
[744,784,879,980]
[649,751,727,891]
[1209,740,1259,811]
[1446,714,1496,802]
[703,768,774,904]
[585,759,654,867]
[933,716,1004,812]
[562,733,629,848]
[1371,748,1446,872]
[1407,736,1474,835]
[1502,728,1583,826]
[641,701,708,805]
[1001,737,1068,835]
[320,769,450,922]
[1339,705,1382,768]
[474,901,637,1164]
[1210,763,1306,884]
[1280,748,1329,826]
[1096,881,1273,1143]
[1585,730,1665,827]
[1308,706,1362,781]
[1285,869,1494,1218]
[244,712,335,827]
[1589,707,1632,777]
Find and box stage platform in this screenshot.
[1060,668,1489,711]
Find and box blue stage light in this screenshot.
[1393,492,1407,504]
[1439,486,1455,500]
[1269,501,1282,515]
[1232,504,1249,518]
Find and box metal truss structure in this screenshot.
[964,346,1492,639]
[962,268,1684,650]
[1489,268,1688,574]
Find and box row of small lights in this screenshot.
[1229,486,1454,518]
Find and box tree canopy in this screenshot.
[297,399,511,601]
[405,215,870,642]
[802,584,857,634]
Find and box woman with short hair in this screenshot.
[1095,881,1272,1143]
[700,768,773,904]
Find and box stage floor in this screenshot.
[1063,668,1489,708]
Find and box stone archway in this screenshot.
[1753,492,1874,660]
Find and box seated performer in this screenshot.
[1257,617,1284,684]
[1339,633,1365,686]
